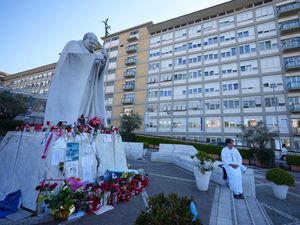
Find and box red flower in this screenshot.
[89,117,102,128]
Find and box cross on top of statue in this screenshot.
[102,18,111,37]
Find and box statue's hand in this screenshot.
[101,48,108,60]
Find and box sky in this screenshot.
[0,0,228,74]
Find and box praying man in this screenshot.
[221,138,247,199]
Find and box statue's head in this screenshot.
[83,32,99,52]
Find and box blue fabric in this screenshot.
[190,201,198,222]
[0,190,21,218]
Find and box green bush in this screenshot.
[286,155,300,166]
[254,148,275,168]
[0,119,23,135]
[238,148,251,160]
[266,168,295,186]
[135,193,202,225]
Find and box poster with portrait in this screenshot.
[66,142,79,162]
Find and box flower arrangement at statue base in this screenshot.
[35,172,149,221]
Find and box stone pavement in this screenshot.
[1,149,299,225]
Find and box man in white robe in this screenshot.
[221,138,247,199]
[44,32,108,126]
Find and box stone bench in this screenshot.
[124,142,145,160]
[151,144,255,196]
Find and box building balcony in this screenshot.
[123,69,136,78]
[287,82,300,91]
[121,97,134,104]
[290,104,300,112]
[279,21,300,34]
[292,127,300,136]
[124,58,137,66]
[277,2,300,17]
[127,34,139,42]
[282,40,300,52]
[285,62,300,71]
[123,83,135,91]
[126,45,138,53]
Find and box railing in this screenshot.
[279,21,300,32]
[125,58,137,65]
[121,97,134,104]
[123,70,136,78]
[123,84,135,90]
[290,104,300,112]
[282,39,300,50]
[277,2,300,14]
[127,34,139,41]
[126,45,138,53]
[287,81,300,90]
[285,61,300,70]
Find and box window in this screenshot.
[219,31,235,43]
[221,63,238,75]
[148,90,158,98]
[111,36,119,41]
[203,36,218,46]
[261,56,281,73]
[175,29,187,38]
[149,62,160,70]
[175,57,187,65]
[222,83,239,91]
[205,100,220,110]
[257,21,276,35]
[173,72,187,81]
[238,31,249,38]
[223,99,240,109]
[203,20,217,32]
[265,97,278,107]
[237,11,253,23]
[150,36,160,45]
[161,45,173,55]
[110,46,118,52]
[219,16,234,28]
[204,51,218,61]
[129,30,138,36]
[188,54,202,64]
[108,58,117,63]
[224,117,241,128]
[188,101,202,110]
[188,70,202,79]
[105,81,114,86]
[188,39,202,50]
[220,47,236,58]
[204,67,219,77]
[147,104,157,112]
[107,69,116,74]
[148,75,159,84]
[205,118,221,128]
[174,43,187,52]
[188,87,202,95]
[160,74,172,82]
[159,89,172,97]
[189,24,202,36]
[259,39,278,51]
[239,44,256,55]
[242,97,261,108]
[256,5,273,19]
[161,32,173,42]
[159,119,171,128]
[173,102,186,111]
[161,59,173,71]
[149,49,160,58]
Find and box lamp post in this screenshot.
[270,83,281,150]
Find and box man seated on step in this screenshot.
[221,138,247,199]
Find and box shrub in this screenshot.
[266,168,295,186]
[135,193,202,225]
[286,155,300,166]
[238,148,251,160]
[253,148,275,168]
[0,119,23,135]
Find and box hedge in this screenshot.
[135,135,250,159]
[266,168,295,186]
[286,155,300,166]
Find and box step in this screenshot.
[233,195,272,225]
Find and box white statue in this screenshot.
[44,32,108,126]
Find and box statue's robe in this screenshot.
[44,40,107,126]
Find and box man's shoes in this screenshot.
[233,194,241,199]
[239,193,245,199]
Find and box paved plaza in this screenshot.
[33,150,300,225]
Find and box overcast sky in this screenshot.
[0,0,229,74]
